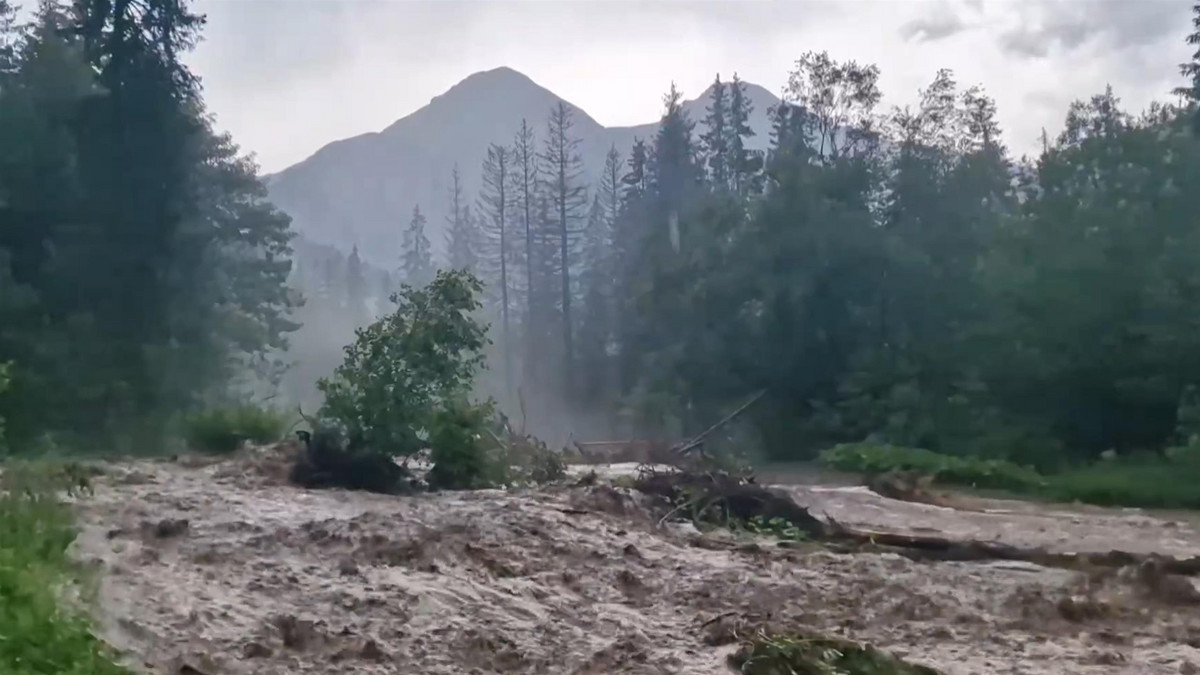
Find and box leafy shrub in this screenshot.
[180,404,288,454]
[425,402,567,490]
[495,428,566,486]
[426,400,501,490]
[318,269,488,459]
[0,462,129,674]
[819,443,1045,493]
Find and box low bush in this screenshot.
[1046,453,1200,509]
[819,443,1045,493]
[0,462,129,674]
[426,400,502,490]
[317,269,488,461]
[180,404,288,454]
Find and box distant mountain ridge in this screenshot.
[266,67,780,267]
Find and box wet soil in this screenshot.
[69,453,1200,674]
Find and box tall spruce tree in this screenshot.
[1178,1,1200,134]
[1,0,297,448]
[577,194,613,405]
[726,73,762,196]
[479,142,514,396]
[701,74,730,188]
[0,0,16,78]
[541,101,588,393]
[600,145,622,227]
[651,83,701,226]
[401,204,433,286]
[445,164,478,273]
[512,118,538,341]
[69,0,211,443]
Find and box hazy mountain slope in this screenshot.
[267,67,780,267]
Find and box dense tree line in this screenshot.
[444,4,1200,466]
[0,0,296,452]
[10,0,1195,470]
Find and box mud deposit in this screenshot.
[71,455,1200,674]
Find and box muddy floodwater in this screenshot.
[70,454,1200,674]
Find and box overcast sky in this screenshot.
[185,0,1196,173]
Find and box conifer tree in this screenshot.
[1178,1,1200,133]
[68,0,210,442]
[541,101,588,392]
[345,244,366,323]
[512,118,539,335]
[700,74,730,188]
[600,145,622,227]
[651,83,701,219]
[401,205,433,286]
[0,0,17,79]
[0,0,298,449]
[727,73,762,195]
[623,138,649,200]
[479,143,514,396]
[577,193,614,404]
[445,164,479,273]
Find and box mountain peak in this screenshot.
[269,68,780,266]
[430,66,554,107]
[461,66,533,85]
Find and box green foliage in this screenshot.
[401,205,434,287]
[822,441,1200,510]
[427,400,500,490]
[1045,449,1200,509]
[426,401,568,490]
[745,515,808,542]
[0,2,296,453]
[179,404,288,454]
[731,628,941,675]
[819,443,1046,493]
[0,462,129,674]
[318,269,489,459]
[496,430,567,486]
[581,38,1200,474]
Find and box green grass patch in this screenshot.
[819,441,1200,511]
[818,443,1045,493]
[0,461,129,674]
[179,403,289,454]
[730,628,941,674]
[1046,459,1200,510]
